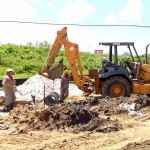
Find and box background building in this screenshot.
[94,50,103,54]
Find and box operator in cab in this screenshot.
[99,57,111,74]
[2,68,16,112]
[59,70,70,103]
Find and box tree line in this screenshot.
[0,42,106,79]
[0,42,147,79]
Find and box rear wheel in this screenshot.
[102,76,131,97]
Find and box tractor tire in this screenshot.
[102,76,131,98]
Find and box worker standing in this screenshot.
[59,70,70,103]
[2,68,16,112]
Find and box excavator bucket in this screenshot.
[46,59,63,80]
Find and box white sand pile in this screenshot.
[15,75,83,102]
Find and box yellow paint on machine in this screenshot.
[132,83,150,94]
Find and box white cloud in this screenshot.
[103,13,117,24]
[119,0,142,22]
[59,0,95,23]
[0,0,48,45]
[0,22,63,45]
[103,0,142,25]
[0,0,36,20]
[42,3,56,10]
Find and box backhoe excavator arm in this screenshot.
[39,27,94,94]
[62,36,93,92]
[39,27,67,76]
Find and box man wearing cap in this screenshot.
[99,57,111,74]
[59,70,70,103]
[2,68,16,112]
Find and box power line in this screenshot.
[0,20,150,28]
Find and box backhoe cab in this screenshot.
[91,42,150,97]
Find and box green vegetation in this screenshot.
[0,42,107,79]
[0,42,49,79]
[0,42,146,79]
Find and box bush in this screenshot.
[0,42,144,79]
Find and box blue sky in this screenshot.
[0,0,150,55]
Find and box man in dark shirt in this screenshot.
[59,70,70,103]
[99,57,111,74]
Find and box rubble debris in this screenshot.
[0,121,9,130]
[121,140,150,150]
[128,110,143,117]
[96,123,122,133]
[8,128,27,135]
[91,95,150,117]
[134,94,150,110]
[8,101,122,133]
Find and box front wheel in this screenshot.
[102,76,131,98]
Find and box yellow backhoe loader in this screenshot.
[39,27,150,98]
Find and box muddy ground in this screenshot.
[0,94,150,150]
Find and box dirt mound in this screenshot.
[15,75,83,102]
[5,94,149,135]
[8,100,122,133]
[90,94,150,116]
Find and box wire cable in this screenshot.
[0,20,150,28]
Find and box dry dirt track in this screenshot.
[0,94,150,150]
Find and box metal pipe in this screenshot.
[146,44,150,64]
[44,85,45,108]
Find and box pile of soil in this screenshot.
[2,94,149,135]
[90,94,150,116]
[8,100,122,133]
[16,75,83,102]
